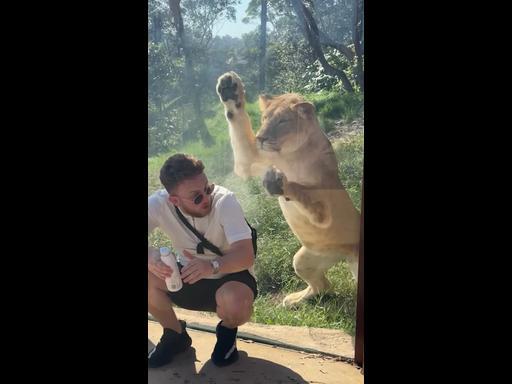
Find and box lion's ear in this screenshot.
[259,94,273,111]
[292,102,316,119]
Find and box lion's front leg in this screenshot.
[263,167,329,227]
[216,72,265,178]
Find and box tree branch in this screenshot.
[318,30,354,61]
[290,0,354,93]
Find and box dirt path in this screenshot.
[148,319,363,384]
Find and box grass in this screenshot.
[307,91,364,123]
[334,134,364,212]
[307,91,364,134]
[148,92,363,335]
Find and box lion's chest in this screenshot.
[280,199,335,249]
[278,191,360,249]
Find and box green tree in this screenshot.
[284,0,364,93]
[148,0,238,154]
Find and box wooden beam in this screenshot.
[354,181,364,369]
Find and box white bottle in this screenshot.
[159,247,183,292]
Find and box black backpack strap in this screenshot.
[245,218,257,256]
[174,206,223,256]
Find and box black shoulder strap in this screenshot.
[174,206,223,256]
[245,218,257,256]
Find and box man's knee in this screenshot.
[148,271,166,288]
[216,282,254,324]
[148,271,168,302]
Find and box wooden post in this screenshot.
[354,181,364,369]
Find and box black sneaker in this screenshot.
[211,321,239,367]
[148,320,192,368]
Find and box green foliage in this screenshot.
[265,15,315,94]
[148,0,240,156]
[334,133,364,211]
[311,0,355,46]
[245,100,262,132]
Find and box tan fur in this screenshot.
[216,72,360,307]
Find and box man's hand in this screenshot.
[180,250,215,284]
[148,256,173,281]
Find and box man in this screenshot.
[148,153,257,368]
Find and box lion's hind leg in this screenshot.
[282,247,341,307]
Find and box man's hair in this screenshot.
[159,153,205,192]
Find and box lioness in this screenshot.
[216,72,361,307]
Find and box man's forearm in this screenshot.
[215,239,254,274]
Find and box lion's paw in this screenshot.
[263,166,287,196]
[282,287,314,307]
[216,72,245,111]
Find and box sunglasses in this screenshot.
[178,183,215,205]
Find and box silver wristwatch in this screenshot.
[210,259,220,274]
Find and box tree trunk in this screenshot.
[290,0,354,93]
[258,0,267,92]
[192,87,214,146]
[168,0,184,54]
[151,13,162,43]
[353,0,364,90]
[168,0,214,146]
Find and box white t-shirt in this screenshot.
[148,185,254,279]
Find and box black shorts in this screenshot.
[167,263,258,312]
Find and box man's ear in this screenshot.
[168,195,179,206]
[259,94,273,111]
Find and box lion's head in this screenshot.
[256,93,318,155]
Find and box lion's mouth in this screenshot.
[258,140,280,152]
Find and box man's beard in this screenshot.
[180,197,211,218]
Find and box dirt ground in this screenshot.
[148,309,363,384]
